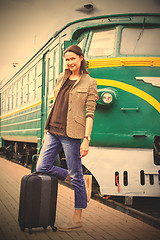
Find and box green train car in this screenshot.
[0,13,160,200]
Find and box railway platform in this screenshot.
[0,157,160,240]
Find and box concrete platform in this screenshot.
[0,157,160,240]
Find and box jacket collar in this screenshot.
[62,69,83,89]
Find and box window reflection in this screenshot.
[121,28,160,55]
[88,29,116,57]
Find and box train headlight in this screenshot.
[97,88,117,107]
[102,92,113,104]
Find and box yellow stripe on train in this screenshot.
[96,78,160,113]
[88,57,160,68]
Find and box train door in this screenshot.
[47,46,60,113]
[41,46,60,142]
[41,50,50,142]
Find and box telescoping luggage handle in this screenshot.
[31,145,42,173]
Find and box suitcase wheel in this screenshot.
[51,226,57,232]
[28,228,32,234]
[20,226,25,232]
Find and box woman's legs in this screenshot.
[36,133,87,229]
[59,136,87,211]
[73,209,82,222]
[36,132,68,180]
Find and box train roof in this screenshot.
[1,13,160,90]
[53,13,160,37]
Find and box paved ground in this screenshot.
[0,157,160,240]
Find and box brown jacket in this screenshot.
[45,69,97,139]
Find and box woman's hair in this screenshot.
[64,45,89,74]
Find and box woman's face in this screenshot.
[65,51,83,73]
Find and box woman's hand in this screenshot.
[80,139,89,158]
[80,117,93,158]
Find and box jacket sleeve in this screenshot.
[85,79,97,119]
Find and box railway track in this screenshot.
[1,153,160,230]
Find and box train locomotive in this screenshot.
[0,13,160,202]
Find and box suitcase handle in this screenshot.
[31,171,52,176]
[31,171,45,175]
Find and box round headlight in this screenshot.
[102,92,113,104]
[97,88,117,107]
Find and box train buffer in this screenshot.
[0,156,160,240]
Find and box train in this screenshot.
[0,13,160,203]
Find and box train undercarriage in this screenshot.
[1,136,160,205]
[1,140,37,167]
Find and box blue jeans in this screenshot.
[36,132,87,209]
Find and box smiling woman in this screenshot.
[36,44,97,231]
[65,52,83,74]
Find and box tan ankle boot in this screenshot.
[83,175,92,203]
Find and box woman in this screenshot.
[36,45,97,231]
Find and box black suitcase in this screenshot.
[18,173,58,233]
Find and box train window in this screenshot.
[53,47,59,85]
[4,92,7,113]
[3,91,6,113]
[16,82,18,107]
[8,88,11,111]
[36,78,41,99]
[1,93,3,113]
[15,80,20,107]
[22,75,28,105]
[78,37,85,51]
[11,84,15,109]
[78,32,89,53]
[50,51,53,67]
[8,87,11,111]
[28,69,35,102]
[49,66,53,95]
[1,92,5,113]
[121,28,160,55]
[27,74,29,102]
[48,51,53,96]
[36,61,42,99]
[21,78,23,105]
[47,54,53,96]
[6,90,8,111]
[88,29,116,57]
[37,60,42,74]
[33,68,36,100]
[18,80,22,106]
